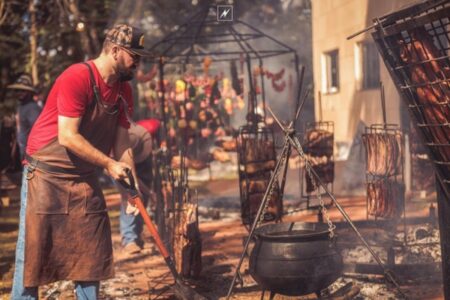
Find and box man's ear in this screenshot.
[112,46,120,60]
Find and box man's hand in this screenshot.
[126,201,140,216]
[106,160,131,180]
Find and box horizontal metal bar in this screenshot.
[416,120,450,126]
[394,54,450,71]
[170,49,290,56]
[425,142,450,146]
[400,78,450,89]
[409,103,450,109]
[382,6,450,36]
[160,33,263,41]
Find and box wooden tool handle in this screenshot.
[130,196,170,258]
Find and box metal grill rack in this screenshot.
[299,121,335,211]
[371,0,450,198]
[370,1,450,296]
[236,125,282,226]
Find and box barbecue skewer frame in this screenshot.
[299,120,335,214]
[362,123,408,264]
[236,125,283,226]
[362,124,405,222]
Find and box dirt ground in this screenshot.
[0,167,445,300]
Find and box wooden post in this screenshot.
[29,0,38,86]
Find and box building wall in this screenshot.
[312,0,415,158]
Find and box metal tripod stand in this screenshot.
[226,105,407,299]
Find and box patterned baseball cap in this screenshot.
[105,24,152,57]
[7,73,36,93]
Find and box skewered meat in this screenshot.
[212,147,231,162]
[246,188,281,222]
[240,138,275,162]
[171,156,208,170]
[171,155,189,169]
[215,138,237,151]
[362,132,403,176]
[302,127,334,192]
[398,27,450,165]
[304,129,334,157]
[190,159,207,170]
[241,179,270,194]
[237,129,281,225]
[367,179,405,218]
[241,160,276,175]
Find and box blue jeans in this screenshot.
[120,191,145,246]
[11,167,99,300]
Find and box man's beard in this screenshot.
[118,69,134,82]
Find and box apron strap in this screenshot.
[82,62,121,115]
[25,153,95,176]
[82,62,101,107]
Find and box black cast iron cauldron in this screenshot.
[249,222,343,296]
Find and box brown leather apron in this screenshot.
[24,63,123,287]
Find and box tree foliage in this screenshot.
[0,0,312,120]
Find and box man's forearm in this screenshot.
[60,132,114,169]
[113,126,138,188]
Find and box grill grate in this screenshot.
[371,0,450,197]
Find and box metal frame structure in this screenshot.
[370,0,450,297]
[146,5,304,231]
[236,125,281,226]
[146,5,302,140]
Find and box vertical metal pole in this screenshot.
[157,57,167,240]
[292,53,304,208]
[259,59,267,122]
[436,175,450,299]
[159,57,168,143]
[246,55,256,120]
[293,53,302,125]
[380,81,387,128]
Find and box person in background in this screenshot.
[11,24,151,300]
[118,119,160,255]
[7,73,42,159]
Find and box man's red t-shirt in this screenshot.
[26,60,133,156]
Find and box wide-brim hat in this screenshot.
[129,123,153,163]
[137,118,160,136]
[105,24,152,57]
[7,74,36,93]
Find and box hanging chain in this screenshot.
[255,144,289,229]
[292,136,336,238]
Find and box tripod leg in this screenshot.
[269,291,276,300]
